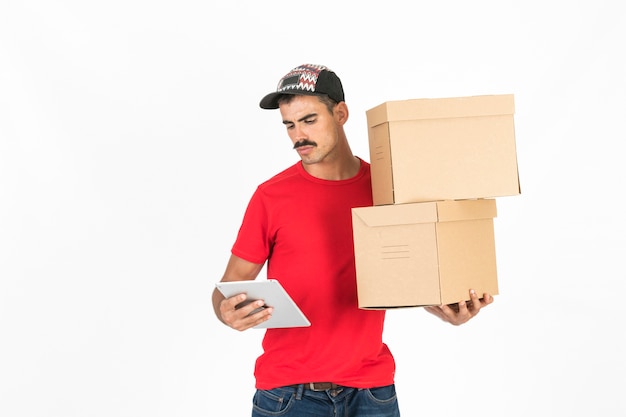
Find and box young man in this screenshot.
[212,64,494,416]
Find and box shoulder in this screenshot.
[256,162,301,191]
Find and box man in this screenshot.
[212,63,494,416]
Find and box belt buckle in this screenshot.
[308,382,340,392]
[309,382,326,391]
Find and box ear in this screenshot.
[334,102,349,125]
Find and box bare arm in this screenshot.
[212,254,273,331]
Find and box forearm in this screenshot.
[212,254,264,326]
[212,287,227,324]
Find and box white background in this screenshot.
[1,1,625,416]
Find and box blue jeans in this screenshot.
[251,384,400,417]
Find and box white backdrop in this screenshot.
[2,1,625,416]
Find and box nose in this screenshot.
[292,123,306,138]
[290,125,307,144]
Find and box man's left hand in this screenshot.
[424,289,493,326]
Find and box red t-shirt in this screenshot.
[231,158,396,390]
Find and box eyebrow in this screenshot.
[282,112,318,125]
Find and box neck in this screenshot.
[302,154,361,181]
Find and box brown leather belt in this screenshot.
[294,382,342,391]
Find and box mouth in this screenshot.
[295,145,315,156]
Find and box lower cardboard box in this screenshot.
[351,199,499,309]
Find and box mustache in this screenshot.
[293,140,317,149]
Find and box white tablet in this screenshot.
[215,279,311,329]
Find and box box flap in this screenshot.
[366,94,515,127]
[352,203,438,227]
[352,199,496,227]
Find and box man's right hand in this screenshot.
[218,293,274,331]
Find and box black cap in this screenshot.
[259,64,345,109]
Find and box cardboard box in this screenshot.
[351,199,498,309]
[366,94,520,205]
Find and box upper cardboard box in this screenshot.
[366,94,520,205]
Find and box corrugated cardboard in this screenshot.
[351,199,499,309]
[366,94,520,205]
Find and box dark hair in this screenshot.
[276,94,338,114]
